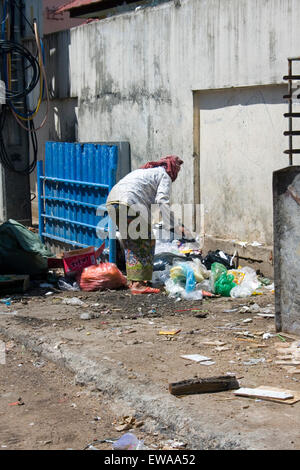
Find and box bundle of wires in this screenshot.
[0,0,49,175]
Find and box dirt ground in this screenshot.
[0,334,180,450]
[0,282,300,450]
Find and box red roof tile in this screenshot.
[56,0,104,14]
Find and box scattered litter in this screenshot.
[275,360,300,366]
[58,278,80,291]
[243,358,266,366]
[162,440,187,450]
[80,312,93,320]
[159,329,181,336]
[180,354,211,363]
[62,297,85,306]
[45,291,54,296]
[250,241,262,247]
[277,334,287,342]
[256,313,275,319]
[234,386,300,404]
[0,310,18,316]
[112,433,145,450]
[242,318,253,323]
[169,375,239,396]
[223,308,239,313]
[85,445,99,451]
[201,340,226,347]
[33,360,45,368]
[54,340,69,349]
[233,331,255,338]
[249,303,260,312]
[262,333,274,340]
[239,306,250,313]
[264,283,274,291]
[113,416,144,433]
[215,346,231,352]
[8,398,24,406]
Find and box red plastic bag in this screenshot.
[79,263,127,291]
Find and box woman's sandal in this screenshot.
[130,286,160,295]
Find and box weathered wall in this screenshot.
[33,0,300,251]
[199,85,286,245]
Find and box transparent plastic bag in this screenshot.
[230,267,260,298]
[197,279,211,292]
[58,278,80,291]
[112,433,145,450]
[178,263,196,293]
[165,278,203,300]
[170,259,208,285]
[165,278,185,298]
[209,262,228,293]
[152,266,170,285]
[182,288,203,300]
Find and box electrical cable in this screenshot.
[0,39,40,101]
[9,21,49,129]
[0,2,50,174]
[0,104,38,174]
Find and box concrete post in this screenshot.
[273,165,300,335]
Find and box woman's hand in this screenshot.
[174,224,194,240]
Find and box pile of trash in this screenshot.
[153,247,273,300]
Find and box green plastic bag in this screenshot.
[210,262,227,293]
[0,219,53,276]
[214,272,236,297]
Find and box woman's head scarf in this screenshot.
[140,155,183,182]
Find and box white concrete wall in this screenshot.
[199,85,287,245]
[36,0,300,243]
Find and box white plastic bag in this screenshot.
[230,267,260,298]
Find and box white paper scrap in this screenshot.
[234,387,294,400]
[180,354,211,363]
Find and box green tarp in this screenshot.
[0,219,52,275]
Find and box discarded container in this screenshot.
[63,246,104,276]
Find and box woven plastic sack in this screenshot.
[79,263,127,291]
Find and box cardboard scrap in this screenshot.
[234,386,300,404]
